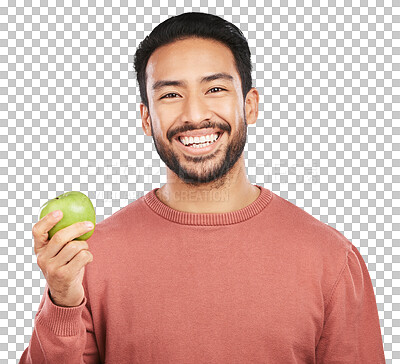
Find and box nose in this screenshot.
[180,92,213,124]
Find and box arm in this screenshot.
[21,209,99,363]
[315,244,386,363]
[19,284,100,364]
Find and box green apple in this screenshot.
[39,191,96,241]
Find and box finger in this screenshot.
[63,250,93,276]
[33,210,63,251]
[45,221,94,259]
[50,240,90,267]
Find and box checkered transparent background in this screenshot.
[1,0,399,362]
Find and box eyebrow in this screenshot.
[151,72,234,92]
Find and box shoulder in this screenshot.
[87,193,148,245]
[269,192,357,305]
[270,192,353,255]
[271,194,353,282]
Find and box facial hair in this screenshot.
[150,110,248,187]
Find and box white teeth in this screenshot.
[179,133,220,146]
[191,142,212,148]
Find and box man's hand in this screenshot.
[32,210,94,307]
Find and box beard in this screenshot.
[150,112,248,188]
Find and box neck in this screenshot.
[155,156,261,214]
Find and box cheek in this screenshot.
[214,98,241,123]
[153,102,181,120]
[149,106,175,139]
[208,97,238,116]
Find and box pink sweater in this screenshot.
[20,185,385,363]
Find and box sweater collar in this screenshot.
[144,184,273,226]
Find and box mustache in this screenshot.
[168,121,231,141]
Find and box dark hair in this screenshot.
[133,12,252,108]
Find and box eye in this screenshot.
[160,93,179,99]
[208,87,226,93]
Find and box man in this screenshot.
[21,12,385,363]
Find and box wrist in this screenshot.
[49,290,84,308]
[35,286,87,336]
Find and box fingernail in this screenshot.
[85,221,94,229]
[52,210,62,218]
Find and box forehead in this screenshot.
[145,37,239,85]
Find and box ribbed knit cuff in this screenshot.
[36,286,87,336]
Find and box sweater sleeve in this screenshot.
[19,283,100,364]
[315,244,386,363]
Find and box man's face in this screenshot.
[141,37,250,186]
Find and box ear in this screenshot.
[140,103,152,136]
[244,88,259,125]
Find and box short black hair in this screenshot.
[133,12,252,109]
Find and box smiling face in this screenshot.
[140,37,258,186]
